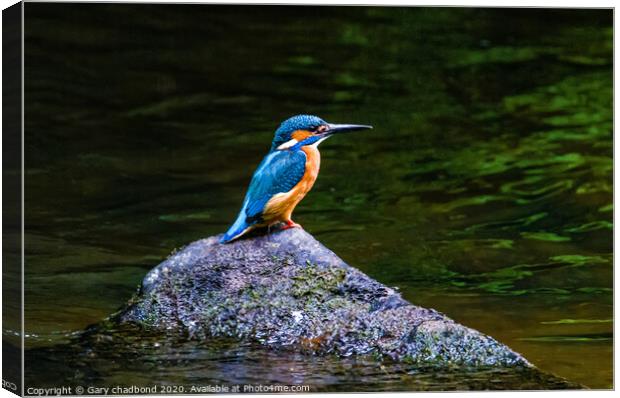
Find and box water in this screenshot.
[15,4,612,390]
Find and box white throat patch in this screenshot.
[312,136,330,147]
[277,138,299,150]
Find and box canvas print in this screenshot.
[1,1,613,394]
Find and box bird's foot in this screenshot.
[281,220,302,230]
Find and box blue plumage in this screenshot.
[271,115,326,150]
[220,150,307,243]
[220,114,372,244]
[245,150,306,221]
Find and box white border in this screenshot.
[0,1,616,398]
[6,0,619,7]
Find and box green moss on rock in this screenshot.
[117,228,529,367]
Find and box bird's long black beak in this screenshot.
[325,123,373,135]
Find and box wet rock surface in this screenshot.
[117,228,532,367]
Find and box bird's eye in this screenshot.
[308,125,318,132]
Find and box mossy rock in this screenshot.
[117,228,532,368]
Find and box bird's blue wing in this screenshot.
[220,150,307,243]
[243,150,307,222]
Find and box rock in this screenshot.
[117,227,531,368]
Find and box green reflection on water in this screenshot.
[21,4,612,390]
[541,319,612,325]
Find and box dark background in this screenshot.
[21,4,612,389]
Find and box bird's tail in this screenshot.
[220,211,252,244]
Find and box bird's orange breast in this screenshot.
[262,146,321,224]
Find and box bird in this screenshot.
[220,114,372,243]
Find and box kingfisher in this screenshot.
[220,114,372,243]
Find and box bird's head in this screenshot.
[271,114,372,151]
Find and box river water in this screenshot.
[18,4,612,390]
